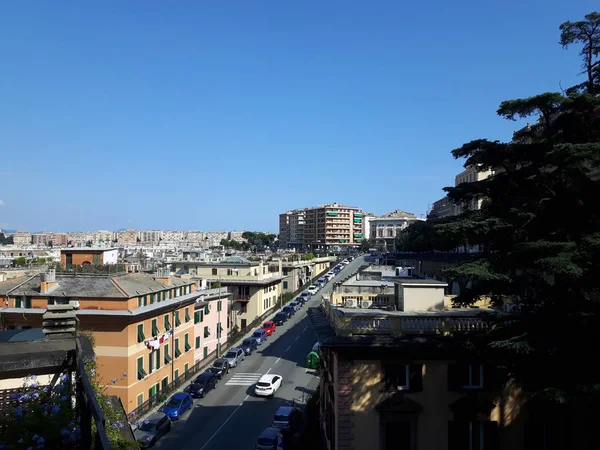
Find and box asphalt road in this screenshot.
[153,255,365,450]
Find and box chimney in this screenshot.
[42,304,77,339]
[40,269,58,294]
[155,267,171,285]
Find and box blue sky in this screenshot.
[0,1,596,233]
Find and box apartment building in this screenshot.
[279,203,364,249]
[12,231,32,247]
[192,288,230,362]
[281,256,336,293]
[170,256,282,330]
[117,229,141,244]
[0,269,198,414]
[60,247,119,267]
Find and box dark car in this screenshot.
[134,411,171,448]
[241,337,258,355]
[255,427,282,450]
[273,406,303,433]
[273,312,288,326]
[281,305,295,318]
[209,358,230,379]
[185,371,217,398]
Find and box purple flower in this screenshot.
[60,395,68,402]
[43,386,51,393]
[31,382,39,389]
[111,378,118,384]
[122,372,128,377]
[10,393,21,401]
[52,405,60,414]
[14,406,23,417]
[59,374,69,382]
[32,434,39,441]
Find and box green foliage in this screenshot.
[0,232,13,245]
[12,256,27,266]
[431,11,600,408]
[301,252,315,261]
[241,231,277,249]
[220,238,249,251]
[359,237,374,251]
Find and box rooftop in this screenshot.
[376,209,419,219]
[61,247,118,252]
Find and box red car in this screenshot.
[261,321,276,336]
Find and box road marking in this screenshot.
[266,367,272,374]
[285,345,291,352]
[294,336,299,342]
[199,401,245,450]
[225,373,261,386]
[302,326,308,332]
[275,357,281,364]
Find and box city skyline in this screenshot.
[1,2,594,232]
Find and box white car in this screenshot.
[255,374,283,397]
[307,286,318,295]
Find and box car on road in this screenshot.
[299,291,311,300]
[252,328,268,344]
[223,347,245,368]
[134,411,171,448]
[288,301,301,312]
[255,374,283,397]
[295,296,307,305]
[272,406,303,432]
[159,392,193,421]
[255,427,282,450]
[281,305,295,318]
[241,337,258,355]
[317,277,325,284]
[273,312,288,326]
[307,285,319,295]
[209,358,230,379]
[185,371,217,398]
[261,320,277,336]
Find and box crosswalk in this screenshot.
[224,372,262,386]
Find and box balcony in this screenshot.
[233,295,252,302]
[320,298,502,337]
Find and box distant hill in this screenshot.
[0,229,16,234]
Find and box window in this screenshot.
[448,364,484,390]
[149,384,157,399]
[93,254,100,264]
[174,369,179,380]
[204,326,210,338]
[164,315,171,331]
[283,281,288,289]
[136,393,143,407]
[175,338,181,358]
[212,268,218,276]
[137,324,145,343]
[383,364,423,392]
[204,305,209,315]
[176,288,181,296]
[150,293,155,304]
[151,319,159,337]
[184,334,191,352]
[48,297,70,305]
[137,357,147,380]
[15,296,32,308]
[185,308,191,323]
[149,348,160,373]
[194,312,201,324]
[217,323,223,338]
[203,346,208,359]
[217,300,222,312]
[240,303,247,313]
[195,336,201,349]
[164,343,172,364]
[448,420,498,450]
[137,297,144,308]
[175,311,181,327]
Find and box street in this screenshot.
[154,255,365,450]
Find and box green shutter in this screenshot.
[185,309,191,323]
[204,326,209,338]
[175,340,182,358]
[203,347,208,359]
[137,324,145,343]
[184,334,191,352]
[156,348,161,370]
[217,301,222,312]
[175,311,181,327]
[283,281,288,289]
[152,319,159,336]
[194,312,200,324]
[200,310,204,322]
[164,344,172,364]
[137,358,147,380]
[217,323,223,338]
[204,305,209,315]
[164,315,171,331]
[195,336,200,349]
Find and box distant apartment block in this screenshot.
[12,231,32,246]
[228,231,246,242]
[279,203,364,249]
[117,229,141,244]
[61,248,119,267]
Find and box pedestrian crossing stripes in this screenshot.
[225,373,262,386]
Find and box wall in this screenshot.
[193,299,228,362]
[402,286,445,311]
[102,249,118,265]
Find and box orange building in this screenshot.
[60,247,119,267]
[0,268,199,414]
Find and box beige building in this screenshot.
[170,256,282,331]
[279,203,364,249]
[12,231,32,247]
[370,210,425,250]
[281,256,336,293]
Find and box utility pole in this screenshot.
[217,275,222,358]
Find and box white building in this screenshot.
[370,210,424,250]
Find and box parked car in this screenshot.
[307,285,318,295]
[209,358,230,379]
[288,301,301,312]
[261,320,277,336]
[185,371,217,398]
[134,411,171,448]
[159,392,193,420]
[255,427,282,450]
[317,277,326,284]
[223,347,245,368]
[281,305,295,318]
[272,406,303,432]
[300,291,311,299]
[295,296,307,305]
[273,312,288,326]
[241,337,258,355]
[254,373,283,397]
[252,328,268,344]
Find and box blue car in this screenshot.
[159,392,193,420]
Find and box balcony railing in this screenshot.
[233,296,252,302]
[321,297,500,337]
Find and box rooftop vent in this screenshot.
[42,304,78,339]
